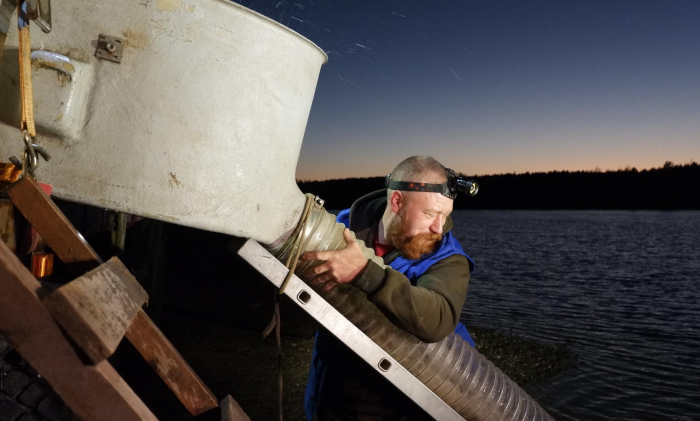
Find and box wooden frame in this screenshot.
[2,175,233,418]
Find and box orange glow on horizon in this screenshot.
[296,157,697,182]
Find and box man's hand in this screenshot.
[300,229,369,291]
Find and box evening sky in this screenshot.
[241,0,700,180]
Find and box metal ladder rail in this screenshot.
[237,239,463,421]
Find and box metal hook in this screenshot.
[20,130,40,176]
[22,130,37,162]
[9,156,23,170]
[22,151,37,176]
[31,144,51,162]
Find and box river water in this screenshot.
[453,210,700,421]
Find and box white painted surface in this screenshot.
[0,0,326,243]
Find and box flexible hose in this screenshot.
[271,200,553,421]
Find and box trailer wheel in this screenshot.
[0,333,75,421]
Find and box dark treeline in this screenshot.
[298,162,700,210]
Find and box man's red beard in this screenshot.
[386,214,442,260]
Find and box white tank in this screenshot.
[0,0,326,244]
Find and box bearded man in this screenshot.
[301,156,476,421]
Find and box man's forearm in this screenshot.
[352,255,470,342]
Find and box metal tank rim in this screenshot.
[222,0,328,64]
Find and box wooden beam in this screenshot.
[0,240,157,421]
[8,175,219,415]
[126,310,219,415]
[220,395,251,421]
[6,176,101,271]
[0,199,16,252]
[42,257,149,363]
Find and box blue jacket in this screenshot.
[304,208,475,420]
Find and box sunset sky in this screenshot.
[243,0,700,181]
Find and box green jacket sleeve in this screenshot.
[352,254,471,343]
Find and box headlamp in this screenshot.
[384,168,479,200]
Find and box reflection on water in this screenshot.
[454,210,700,421]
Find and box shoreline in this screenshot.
[468,326,577,386]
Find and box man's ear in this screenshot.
[390,190,403,214]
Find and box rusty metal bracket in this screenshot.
[95,34,124,63]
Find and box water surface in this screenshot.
[454,210,700,421]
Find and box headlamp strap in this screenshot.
[385,180,445,194]
[384,170,458,200]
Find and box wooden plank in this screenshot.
[0,199,16,252]
[0,240,157,421]
[6,175,102,269]
[0,33,7,63]
[9,175,218,415]
[42,257,149,363]
[126,310,219,415]
[220,395,251,421]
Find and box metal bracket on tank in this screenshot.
[237,239,463,421]
[95,34,124,63]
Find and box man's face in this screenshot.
[387,191,454,259]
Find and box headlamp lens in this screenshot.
[456,178,479,196]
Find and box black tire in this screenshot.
[0,333,75,421]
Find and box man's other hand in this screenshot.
[300,229,369,291]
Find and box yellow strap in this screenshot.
[17,3,35,137]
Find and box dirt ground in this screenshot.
[111,313,575,421]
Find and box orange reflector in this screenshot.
[32,253,54,279]
[0,163,21,188]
